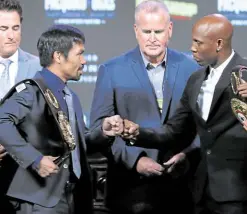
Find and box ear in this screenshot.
[134,24,138,39]
[216,39,223,52]
[53,51,62,64]
[167,21,173,40]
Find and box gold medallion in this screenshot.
[44,89,59,109]
[231,98,247,124]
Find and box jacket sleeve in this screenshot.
[84,124,114,154]
[0,85,43,169]
[134,78,197,152]
[89,64,150,170]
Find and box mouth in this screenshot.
[147,45,159,49]
[78,67,83,75]
[192,55,200,62]
[5,42,16,45]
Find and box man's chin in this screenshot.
[2,49,18,58]
[196,60,207,66]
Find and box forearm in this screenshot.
[134,125,196,151]
[85,125,114,154]
[0,123,43,168]
[111,137,159,170]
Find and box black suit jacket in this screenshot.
[136,53,247,203]
[0,72,111,212]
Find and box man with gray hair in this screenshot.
[90,0,200,213]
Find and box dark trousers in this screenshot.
[196,194,247,214]
[5,181,76,214]
[108,176,193,214]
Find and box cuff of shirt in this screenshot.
[31,155,43,170]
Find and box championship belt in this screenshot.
[0,78,76,165]
[34,80,76,153]
[230,65,247,124]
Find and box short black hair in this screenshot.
[0,0,23,22]
[37,25,85,68]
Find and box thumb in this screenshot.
[47,156,59,161]
[167,163,176,173]
[163,158,175,166]
[241,78,246,84]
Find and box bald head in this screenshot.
[191,14,234,67]
[194,14,233,47]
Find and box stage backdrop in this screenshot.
[20,0,247,124]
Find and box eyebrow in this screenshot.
[0,24,20,29]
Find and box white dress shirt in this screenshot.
[0,49,19,88]
[197,50,235,121]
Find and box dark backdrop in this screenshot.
[20,0,247,123]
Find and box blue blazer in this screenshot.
[90,46,200,203]
[15,48,42,82]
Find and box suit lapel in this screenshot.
[130,47,159,112]
[207,53,239,121]
[161,49,179,123]
[15,49,31,83]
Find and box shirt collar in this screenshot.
[0,49,18,63]
[140,48,167,70]
[210,49,235,74]
[40,68,66,93]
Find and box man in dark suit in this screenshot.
[90,1,200,213]
[124,14,247,214]
[0,25,123,214]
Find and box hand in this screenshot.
[0,144,7,161]
[36,156,59,178]
[243,120,247,131]
[121,119,139,140]
[237,80,247,98]
[163,152,189,178]
[102,115,124,136]
[136,156,164,177]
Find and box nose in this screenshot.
[7,29,14,39]
[190,44,197,53]
[80,55,86,65]
[149,31,156,42]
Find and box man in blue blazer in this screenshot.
[0,0,41,209]
[0,0,41,100]
[90,1,200,214]
[0,0,41,152]
[0,25,123,214]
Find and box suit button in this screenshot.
[129,140,135,146]
[207,129,211,133]
[206,150,211,155]
[63,164,68,169]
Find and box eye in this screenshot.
[194,39,202,46]
[142,30,152,34]
[13,26,20,31]
[154,30,164,34]
[0,26,7,31]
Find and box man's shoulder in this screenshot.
[3,80,38,104]
[168,48,197,64]
[168,48,201,74]
[18,49,40,63]
[102,47,138,67]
